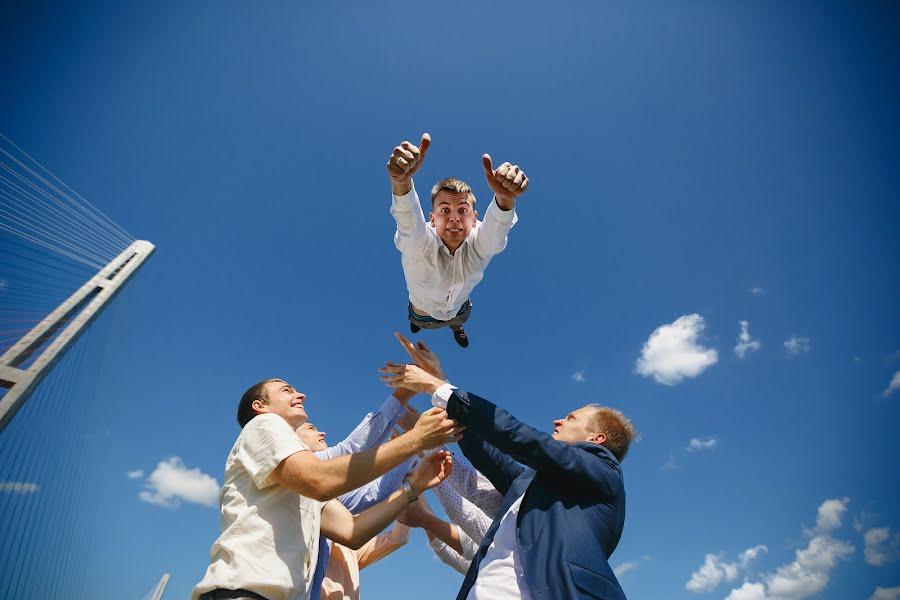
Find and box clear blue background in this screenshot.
[1,1,898,598]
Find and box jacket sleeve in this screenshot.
[447,389,623,497]
[456,429,524,497]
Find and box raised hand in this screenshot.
[397,404,420,433]
[387,133,431,195]
[482,153,528,210]
[407,450,453,496]
[398,491,437,528]
[394,332,446,380]
[409,407,464,450]
[380,362,445,395]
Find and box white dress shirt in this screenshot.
[391,180,517,321]
[434,452,502,545]
[467,494,533,600]
[192,414,322,600]
[429,527,479,575]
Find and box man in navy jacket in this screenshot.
[381,355,636,600]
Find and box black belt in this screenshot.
[198,590,268,600]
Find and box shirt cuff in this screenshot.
[488,195,518,222]
[391,180,418,210]
[431,383,457,409]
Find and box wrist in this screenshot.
[494,194,515,211]
[402,477,420,501]
[425,374,446,395]
[392,180,412,196]
[392,388,415,404]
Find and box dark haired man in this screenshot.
[387,132,528,347]
[381,345,636,600]
[192,379,461,600]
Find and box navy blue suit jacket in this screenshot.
[446,389,627,600]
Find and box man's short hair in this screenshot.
[236,378,285,428]
[584,405,637,462]
[430,178,476,207]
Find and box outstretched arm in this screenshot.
[315,389,412,461]
[398,494,464,555]
[271,408,462,502]
[389,134,431,257]
[380,364,622,498]
[320,451,452,550]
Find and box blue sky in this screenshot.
[1,1,899,598]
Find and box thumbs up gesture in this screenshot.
[482,154,528,210]
[387,133,431,196]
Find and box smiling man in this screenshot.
[387,132,528,347]
[381,355,637,600]
[191,378,461,600]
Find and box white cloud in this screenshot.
[723,498,854,600]
[686,554,740,592]
[686,546,766,593]
[784,336,811,357]
[865,527,900,566]
[871,586,900,600]
[883,372,900,398]
[687,436,718,453]
[740,545,769,568]
[662,452,679,471]
[735,320,762,359]
[749,287,765,296]
[613,561,640,577]
[815,497,849,533]
[138,457,220,508]
[636,314,718,385]
[0,481,39,494]
[726,582,768,600]
[126,469,145,480]
[572,370,586,383]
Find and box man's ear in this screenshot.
[251,399,269,415]
[429,212,435,226]
[590,431,607,446]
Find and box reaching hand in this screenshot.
[408,407,464,450]
[397,404,420,432]
[387,133,431,195]
[394,332,446,380]
[407,450,453,496]
[482,154,528,209]
[398,492,437,528]
[380,363,445,395]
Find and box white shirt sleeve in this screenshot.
[315,395,404,460]
[429,534,473,575]
[443,454,504,520]
[431,383,457,409]
[390,180,429,259]
[469,197,517,260]
[434,471,497,545]
[236,414,308,489]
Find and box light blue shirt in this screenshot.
[308,394,416,600]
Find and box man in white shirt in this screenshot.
[192,378,461,600]
[387,132,528,347]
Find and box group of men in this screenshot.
[192,134,637,600]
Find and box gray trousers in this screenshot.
[408,300,472,331]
